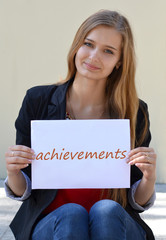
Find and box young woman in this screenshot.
[5,10,156,240]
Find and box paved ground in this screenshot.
[0,180,166,240]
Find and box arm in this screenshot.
[127,101,156,206]
[5,89,37,196]
[4,171,31,200]
[127,147,156,206]
[128,101,156,205]
[5,85,56,198]
[5,145,35,197]
[128,179,156,211]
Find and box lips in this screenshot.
[84,62,101,70]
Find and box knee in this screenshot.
[56,204,89,239]
[89,199,125,220]
[58,203,88,220]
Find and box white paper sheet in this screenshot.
[31,119,130,189]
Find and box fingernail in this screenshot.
[31,149,35,154]
[126,157,130,162]
[129,161,134,165]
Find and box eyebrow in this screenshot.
[85,38,118,51]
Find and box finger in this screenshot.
[6,156,33,165]
[128,147,153,157]
[9,145,35,154]
[9,150,35,160]
[135,163,153,174]
[6,145,36,162]
[135,162,152,168]
[7,163,29,172]
[137,162,156,174]
[128,153,157,166]
[128,155,151,165]
[127,151,155,163]
[135,163,156,180]
[126,152,149,164]
[127,152,147,162]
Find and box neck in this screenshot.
[66,74,109,119]
[71,74,107,107]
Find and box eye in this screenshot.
[84,42,93,48]
[104,49,114,55]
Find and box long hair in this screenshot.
[63,10,146,208]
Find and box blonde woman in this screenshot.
[5,10,156,240]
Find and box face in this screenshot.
[75,25,122,82]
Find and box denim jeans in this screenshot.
[32,200,146,240]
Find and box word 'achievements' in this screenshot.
[31,119,130,189]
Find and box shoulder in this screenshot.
[138,99,148,113]
[136,98,151,147]
[26,80,71,102]
[16,84,59,121]
[19,85,59,117]
[137,99,149,123]
[26,84,58,100]
[24,82,65,107]
[19,80,71,119]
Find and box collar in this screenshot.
[47,78,74,120]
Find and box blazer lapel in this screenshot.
[47,79,73,120]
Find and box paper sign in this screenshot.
[31,120,130,189]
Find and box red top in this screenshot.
[43,189,109,214]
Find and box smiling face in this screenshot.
[75,25,122,82]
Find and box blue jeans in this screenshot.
[32,200,146,240]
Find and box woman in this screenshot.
[5,10,156,240]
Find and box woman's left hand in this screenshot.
[127,147,157,182]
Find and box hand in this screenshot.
[127,147,157,182]
[5,145,35,176]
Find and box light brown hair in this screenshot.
[63,10,146,208]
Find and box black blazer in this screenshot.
[10,79,154,240]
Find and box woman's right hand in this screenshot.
[5,145,35,176]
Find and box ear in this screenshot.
[116,61,121,69]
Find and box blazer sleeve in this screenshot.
[135,99,151,148]
[14,84,58,179]
[15,90,36,179]
[15,92,34,148]
[15,86,50,178]
[130,99,152,186]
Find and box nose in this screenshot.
[89,48,100,61]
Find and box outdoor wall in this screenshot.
[0,0,165,183]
